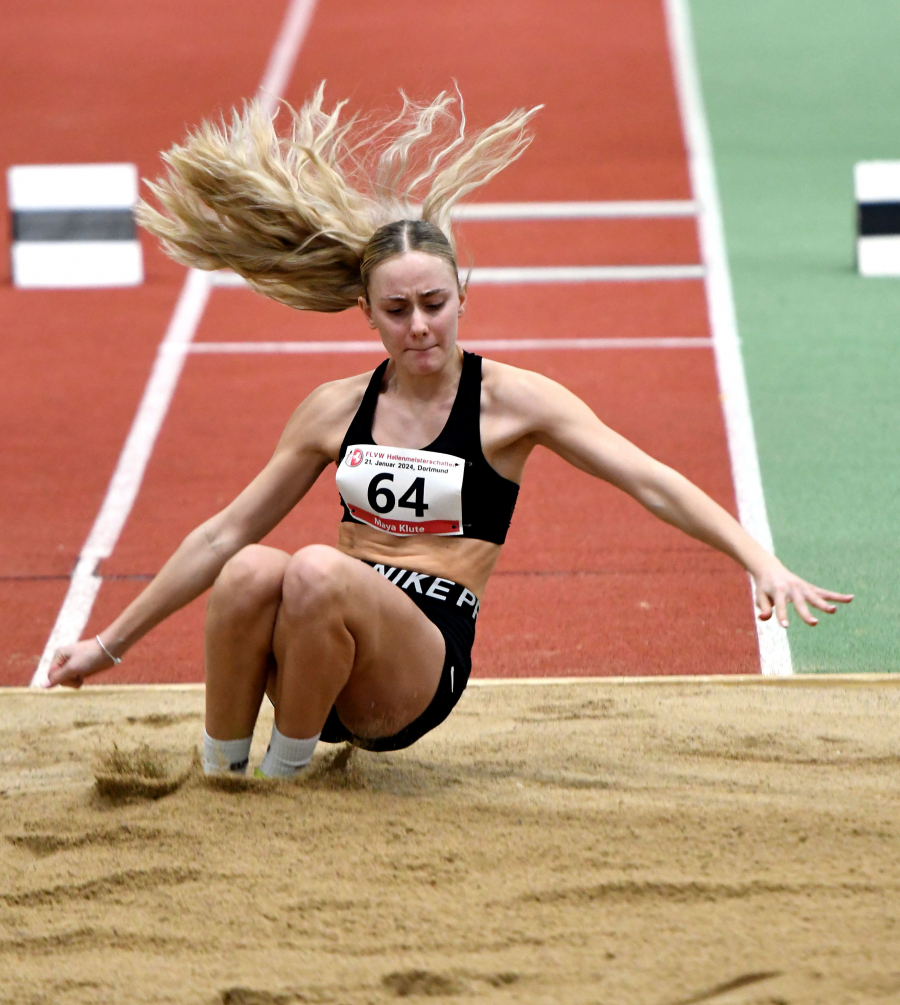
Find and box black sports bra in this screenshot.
[336,352,519,545]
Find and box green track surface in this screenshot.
[691,0,900,672]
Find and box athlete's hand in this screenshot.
[46,638,117,689]
[751,558,853,628]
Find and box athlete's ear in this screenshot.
[457,288,466,318]
[359,295,377,329]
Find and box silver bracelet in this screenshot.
[96,635,122,665]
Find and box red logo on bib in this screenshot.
[347,448,363,467]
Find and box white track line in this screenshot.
[451,200,697,220]
[256,0,317,114]
[31,0,318,687]
[34,269,210,682]
[213,264,705,288]
[187,337,712,354]
[665,0,791,676]
[468,264,705,283]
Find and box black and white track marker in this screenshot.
[8,163,143,288]
[855,161,900,277]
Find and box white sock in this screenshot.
[202,731,252,775]
[258,723,319,778]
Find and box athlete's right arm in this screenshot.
[47,378,365,688]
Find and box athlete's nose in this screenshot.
[409,306,429,336]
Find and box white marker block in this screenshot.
[8,163,143,288]
[854,161,900,276]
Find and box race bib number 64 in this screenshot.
[336,444,464,536]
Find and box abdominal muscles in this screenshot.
[336,523,501,598]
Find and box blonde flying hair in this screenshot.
[137,85,541,312]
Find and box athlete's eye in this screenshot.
[426,301,446,312]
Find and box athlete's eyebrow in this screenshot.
[379,285,450,299]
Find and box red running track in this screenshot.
[0,0,759,685]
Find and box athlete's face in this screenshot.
[360,251,465,375]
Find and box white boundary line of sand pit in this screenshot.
[10,673,900,697]
[30,0,320,688]
[468,674,900,687]
[664,0,791,676]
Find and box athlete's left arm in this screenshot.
[503,368,853,628]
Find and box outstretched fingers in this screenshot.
[773,587,792,628]
[754,580,792,626]
[794,583,855,624]
[755,586,774,622]
[789,587,819,627]
[756,577,853,628]
[811,587,855,607]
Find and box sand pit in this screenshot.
[2,678,900,1004]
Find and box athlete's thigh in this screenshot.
[326,553,446,736]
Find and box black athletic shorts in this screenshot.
[319,561,479,752]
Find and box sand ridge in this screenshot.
[2,679,900,1004]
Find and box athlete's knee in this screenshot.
[211,545,288,617]
[280,545,346,617]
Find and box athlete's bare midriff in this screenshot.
[336,522,501,598]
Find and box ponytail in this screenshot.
[137,84,540,312]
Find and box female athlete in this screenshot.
[47,87,852,777]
